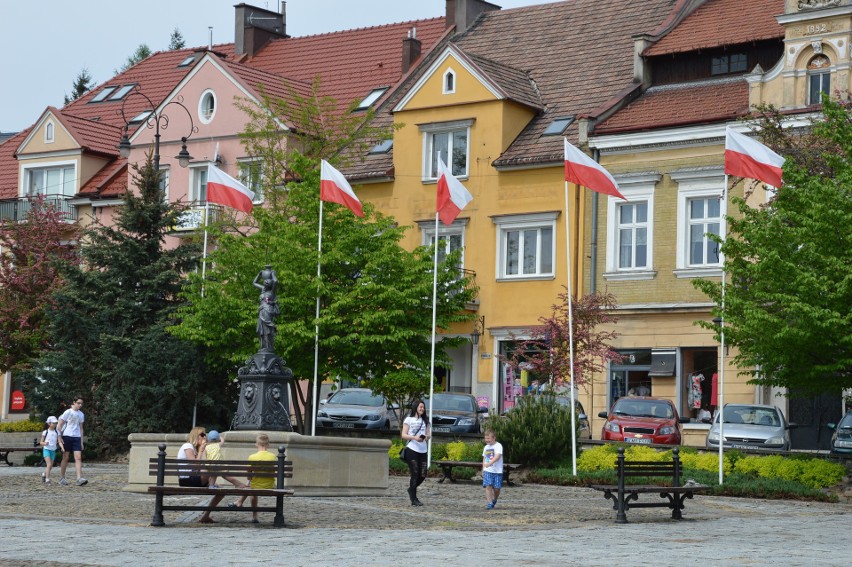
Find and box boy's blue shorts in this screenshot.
[482,471,503,488]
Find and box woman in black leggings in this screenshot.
[401,399,431,506]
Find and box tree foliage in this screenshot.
[168,28,186,50]
[64,68,93,105]
[117,44,152,73]
[171,82,475,430]
[0,197,79,372]
[501,289,622,389]
[694,97,852,395]
[30,155,229,453]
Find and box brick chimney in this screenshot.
[402,27,422,74]
[446,0,500,33]
[234,3,289,57]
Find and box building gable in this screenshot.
[17,109,80,156]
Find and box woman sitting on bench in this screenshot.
[177,427,224,523]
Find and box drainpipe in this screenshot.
[589,148,600,293]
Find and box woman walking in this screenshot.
[401,399,431,506]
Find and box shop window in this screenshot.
[680,348,717,421]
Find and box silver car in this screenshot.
[316,388,399,430]
[706,403,795,451]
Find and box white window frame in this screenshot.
[198,89,217,124]
[44,121,54,144]
[419,119,473,181]
[443,68,456,94]
[189,164,208,202]
[21,160,77,198]
[238,159,264,204]
[672,168,724,278]
[418,218,467,269]
[493,212,558,281]
[604,173,659,281]
[159,166,170,203]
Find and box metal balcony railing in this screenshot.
[172,202,223,232]
[0,195,77,222]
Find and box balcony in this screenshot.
[172,202,223,232]
[0,195,77,222]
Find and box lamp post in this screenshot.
[470,315,486,345]
[116,86,197,172]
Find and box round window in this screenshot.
[198,90,216,124]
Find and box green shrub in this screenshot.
[0,420,43,432]
[734,454,845,489]
[464,441,485,461]
[444,441,467,461]
[484,395,580,467]
[679,451,733,476]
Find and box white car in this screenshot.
[706,404,796,451]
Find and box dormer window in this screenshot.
[443,69,456,94]
[90,86,118,103]
[808,55,831,105]
[109,84,136,100]
[711,53,747,75]
[355,87,389,111]
[542,116,575,136]
[45,122,54,143]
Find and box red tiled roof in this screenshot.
[52,110,123,157]
[218,58,314,127]
[594,77,749,134]
[0,130,29,199]
[60,46,230,131]
[78,159,127,198]
[463,51,543,111]
[644,0,784,56]
[451,0,681,168]
[244,18,449,112]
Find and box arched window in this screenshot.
[443,69,456,94]
[45,122,54,143]
[808,55,831,105]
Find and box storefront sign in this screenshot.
[10,390,25,411]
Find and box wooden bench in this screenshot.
[0,438,41,466]
[590,447,708,523]
[148,443,294,527]
[435,460,521,486]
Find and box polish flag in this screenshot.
[207,164,255,214]
[724,127,784,187]
[320,160,364,217]
[436,156,473,225]
[564,139,625,200]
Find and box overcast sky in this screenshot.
[0,0,560,132]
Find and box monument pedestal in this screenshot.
[233,351,294,431]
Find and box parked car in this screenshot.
[705,403,795,451]
[424,393,487,434]
[598,397,687,445]
[316,388,399,430]
[555,397,592,440]
[827,410,852,454]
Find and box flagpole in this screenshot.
[311,200,324,437]
[564,180,578,477]
[201,200,210,297]
[718,175,728,484]
[427,211,440,468]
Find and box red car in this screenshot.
[598,397,687,445]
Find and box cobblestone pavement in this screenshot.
[0,463,848,566]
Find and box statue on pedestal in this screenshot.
[253,265,279,352]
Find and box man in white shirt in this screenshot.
[58,397,87,486]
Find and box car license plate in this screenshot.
[332,422,354,428]
[433,427,451,433]
[625,437,652,444]
[731,444,754,449]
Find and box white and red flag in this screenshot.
[564,139,625,200]
[436,156,473,225]
[724,127,784,187]
[206,164,255,214]
[320,160,364,217]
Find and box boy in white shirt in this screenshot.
[482,429,503,509]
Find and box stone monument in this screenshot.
[232,265,294,431]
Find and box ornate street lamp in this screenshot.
[470,315,486,345]
[116,85,197,171]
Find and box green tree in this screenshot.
[31,155,229,453]
[64,68,93,105]
[0,197,79,373]
[694,97,852,395]
[501,289,622,389]
[117,44,152,73]
[171,83,475,431]
[168,28,185,50]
